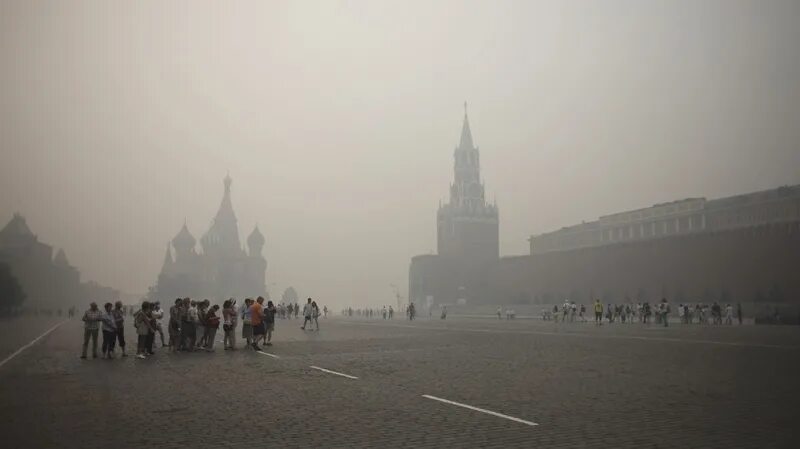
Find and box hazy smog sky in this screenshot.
[1,1,799,305]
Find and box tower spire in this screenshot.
[459,101,474,150]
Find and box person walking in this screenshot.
[100,302,117,359]
[111,301,127,357]
[301,298,314,330]
[311,300,320,331]
[81,302,102,359]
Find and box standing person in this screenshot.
[204,305,220,351]
[187,300,199,350]
[196,300,209,348]
[301,298,314,330]
[222,300,236,350]
[112,301,127,357]
[323,305,328,319]
[251,297,265,350]
[241,298,253,349]
[593,299,603,325]
[736,302,743,325]
[579,303,586,323]
[100,302,117,359]
[178,298,192,351]
[168,298,181,352]
[151,302,166,347]
[81,302,102,359]
[725,304,733,325]
[134,302,154,359]
[294,303,299,319]
[264,300,277,345]
[660,298,670,327]
[440,305,448,320]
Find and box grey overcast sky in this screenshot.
[1,0,799,305]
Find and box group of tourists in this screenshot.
[539,299,744,327]
[80,296,323,359]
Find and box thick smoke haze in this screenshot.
[1,0,799,306]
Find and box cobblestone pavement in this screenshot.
[0,316,798,448]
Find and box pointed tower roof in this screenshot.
[201,174,242,254]
[247,224,265,247]
[216,173,237,223]
[54,248,70,267]
[458,101,474,150]
[1,213,34,238]
[172,222,196,250]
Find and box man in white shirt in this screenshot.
[301,298,314,330]
[152,301,165,347]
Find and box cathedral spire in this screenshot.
[459,101,474,150]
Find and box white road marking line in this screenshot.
[0,320,67,369]
[309,365,358,379]
[257,350,281,359]
[342,321,798,350]
[422,394,538,427]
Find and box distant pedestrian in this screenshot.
[100,302,117,359]
[301,298,314,330]
[222,299,237,350]
[152,301,166,347]
[736,302,743,325]
[593,300,603,325]
[264,300,277,344]
[241,298,253,348]
[660,298,670,327]
[81,302,102,359]
[441,305,447,320]
[251,297,265,350]
[311,300,320,331]
[168,298,181,352]
[725,304,733,325]
[112,301,127,357]
[134,302,155,359]
[204,305,220,351]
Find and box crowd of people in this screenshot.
[79,296,324,359]
[540,298,744,326]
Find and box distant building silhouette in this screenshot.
[410,105,499,305]
[0,213,118,307]
[529,185,800,254]
[151,174,267,301]
[409,108,800,308]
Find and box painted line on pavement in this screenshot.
[0,320,68,370]
[422,394,538,426]
[257,350,281,359]
[309,365,358,379]
[341,321,798,350]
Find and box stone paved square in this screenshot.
[1,316,798,448]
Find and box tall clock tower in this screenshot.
[437,104,499,262]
